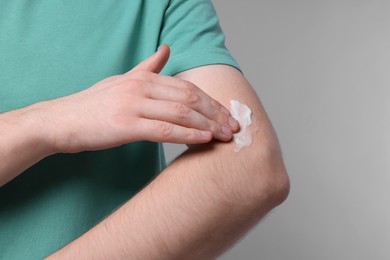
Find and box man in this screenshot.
[0,0,289,259]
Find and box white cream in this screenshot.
[229,100,253,152]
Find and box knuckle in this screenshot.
[208,100,224,118]
[209,122,221,133]
[183,81,197,94]
[156,121,174,138]
[216,108,228,123]
[184,88,200,106]
[207,102,222,118]
[216,110,229,122]
[173,103,190,118]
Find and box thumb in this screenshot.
[130,44,170,74]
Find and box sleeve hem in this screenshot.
[161,47,241,76]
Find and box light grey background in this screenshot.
[164,1,390,259]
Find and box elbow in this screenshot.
[249,143,290,210]
[267,162,290,207]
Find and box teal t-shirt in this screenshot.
[0,0,239,258]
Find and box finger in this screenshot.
[127,44,170,74]
[139,99,232,141]
[134,119,213,144]
[141,79,239,132]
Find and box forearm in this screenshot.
[48,138,287,260]
[0,103,54,186]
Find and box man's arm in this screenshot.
[48,65,290,259]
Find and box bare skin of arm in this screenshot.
[47,64,290,259]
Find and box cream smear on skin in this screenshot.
[229,100,253,152]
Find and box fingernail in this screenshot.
[228,117,239,130]
[222,125,231,136]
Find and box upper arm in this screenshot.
[175,64,280,152]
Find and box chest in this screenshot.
[0,0,163,112]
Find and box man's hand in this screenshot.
[0,45,239,185]
[39,45,238,153]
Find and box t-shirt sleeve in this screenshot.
[159,0,240,76]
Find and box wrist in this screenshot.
[33,97,86,154]
[17,102,59,157]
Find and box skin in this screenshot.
[0,45,289,259]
